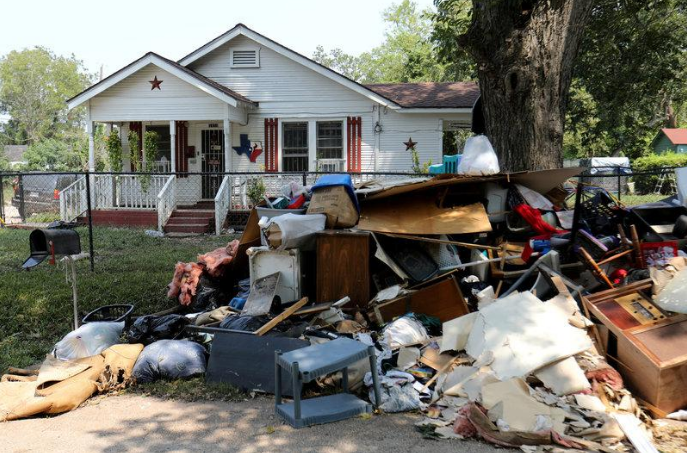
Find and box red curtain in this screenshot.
[347,116,362,173]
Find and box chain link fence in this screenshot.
[0,166,681,267]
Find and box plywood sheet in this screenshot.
[359,196,491,235]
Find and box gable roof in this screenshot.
[660,128,687,145]
[67,52,257,110]
[365,82,479,109]
[178,23,401,109]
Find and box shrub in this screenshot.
[632,153,687,194]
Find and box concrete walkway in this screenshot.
[0,395,501,453]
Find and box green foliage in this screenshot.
[247,176,266,206]
[141,131,158,190]
[431,0,476,81]
[314,0,467,83]
[105,129,123,173]
[22,138,86,171]
[632,153,687,194]
[128,130,140,172]
[0,151,8,171]
[0,47,92,144]
[567,0,687,159]
[409,146,432,173]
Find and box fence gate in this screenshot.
[201,130,224,199]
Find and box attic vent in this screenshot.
[231,49,259,68]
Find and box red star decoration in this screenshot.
[404,137,417,150]
[149,76,163,90]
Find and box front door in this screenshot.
[201,129,224,199]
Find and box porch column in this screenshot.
[169,120,176,173]
[223,118,232,172]
[87,121,95,172]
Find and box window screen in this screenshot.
[282,122,308,171]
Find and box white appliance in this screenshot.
[247,246,304,304]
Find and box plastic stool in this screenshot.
[275,337,381,428]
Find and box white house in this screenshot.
[64,23,478,233]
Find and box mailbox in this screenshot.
[23,229,81,269]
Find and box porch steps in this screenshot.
[164,204,215,234]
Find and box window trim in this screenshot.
[276,118,349,172]
[230,47,260,68]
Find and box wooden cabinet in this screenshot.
[584,280,687,416]
[316,231,370,307]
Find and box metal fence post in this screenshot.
[0,173,4,223]
[617,167,621,202]
[18,173,25,222]
[302,171,307,187]
[85,171,95,272]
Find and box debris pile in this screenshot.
[3,150,687,452]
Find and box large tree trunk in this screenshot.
[460,1,593,172]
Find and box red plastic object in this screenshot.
[288,194,306,209]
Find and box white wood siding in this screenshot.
[189,35,376,117]
[90,64,234,122]
[378,111,443,172]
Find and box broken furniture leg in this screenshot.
[579,246,614,289]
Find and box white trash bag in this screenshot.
[264,213,326,250]
[53,321,124,360]
[458,135,500,176]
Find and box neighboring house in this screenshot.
[3,145,28,168]
[652,128,687,154]
[65,23,478,233]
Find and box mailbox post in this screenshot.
[23,229,85,329]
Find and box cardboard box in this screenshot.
[307,186,358,229]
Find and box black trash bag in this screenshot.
[125,314,190,345]
[219,314,269,331]
[133,339,207,383]
[218,314,309,338]
[190,286,218,313]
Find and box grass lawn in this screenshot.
[619,193,667,206]
[0,226,234,373]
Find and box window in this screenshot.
[230,48,259,68]
[316,121,343,159]
[282,122,308,171]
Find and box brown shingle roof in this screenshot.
[364,82,479,109]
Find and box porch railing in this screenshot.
[214,175,231,235]
[93,174,167,210]
[157,175,176,232]
[59,176,88,221]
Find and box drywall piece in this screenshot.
[441,366,479,397]
[612,413,659,453]
[242,272,280,316]
[515,184,553,210]
[465,291,592,380]
[440,312,478,353]
[574,394,607,413]
[397,347,421,370]
[482,378,566,433]
[534,356,591,396]
[655,267,687,314]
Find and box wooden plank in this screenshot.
[255,297,308,336]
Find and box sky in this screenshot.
[0,0,436,77]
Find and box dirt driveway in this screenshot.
[0,395,501,453]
